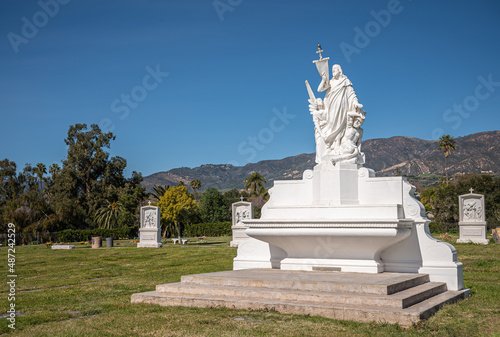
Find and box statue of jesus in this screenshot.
[308,51,365,165]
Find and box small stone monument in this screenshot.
[457,188,488,244]
[492,228,500,244]
[52,244,75,249]
[92,236,102,249]
[230,197,253,248]
[137,202,162,248]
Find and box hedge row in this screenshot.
[53,222,231,242]
[57,227,138,242]
[183,222,232,237]
[428,222,459,234]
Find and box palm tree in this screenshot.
[244,172,267,196]
[94,200,125,229]
[190,179,201,192]
[33,163,46,194]
[190,179,202,200]
[48,163,60,177]
[152,185,169,201]
[438,135,456,184]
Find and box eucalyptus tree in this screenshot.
[50,123,146,229]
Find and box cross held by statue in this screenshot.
[316,44,324,59]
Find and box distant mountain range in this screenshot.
[142,131,499,191]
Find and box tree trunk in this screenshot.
[445,156,448,185]
[176,221,181,241]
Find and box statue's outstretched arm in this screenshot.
[317,73,329,93]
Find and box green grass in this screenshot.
[1,235,499,336]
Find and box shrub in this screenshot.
[183,222,231,237]
[57,227,138,242]
[428,222,458,234]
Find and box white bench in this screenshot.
[171,239,189,244]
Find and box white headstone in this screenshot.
[51,244,75,249]
[230,201,253,248]
[137,204,163,248]
[457,189,488,244]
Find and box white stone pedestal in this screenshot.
[457,191,488,244]
[230,201,253,248]
[234,163,465,291]
[137,204,163,248]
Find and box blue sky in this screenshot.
[1,0,499,177]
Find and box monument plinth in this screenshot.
[229,200,254,248]
[233,48,466,292]
[132,45,469,324]
[137,203,162,248]
[457,189,488,244]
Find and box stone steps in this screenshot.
[156,280,447,309]
[179,269,430,295]
[131,269,470,326]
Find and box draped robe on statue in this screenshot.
[317,76,359,156]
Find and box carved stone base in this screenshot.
[137,242,163,248]
[457,222,489,244]
[138,228,162,248]
[234,164,466,291]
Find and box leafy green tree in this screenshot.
[157,185,198,240]
[438,135,456,184]
[48,123,146,229]
[244,172,267,196]
[0,124,146,237]
[199,188,230,223]
[0,159,21,206]
[224,189,248,203]
[0,161,58,235]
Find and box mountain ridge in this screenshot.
[142,131,499,191]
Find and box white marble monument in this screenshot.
[137,202,163,248]
[234,46,466,291]
[457,188,488,244]
[230,198,254,248]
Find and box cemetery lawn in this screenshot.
[1,235,499,336]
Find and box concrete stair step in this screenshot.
[156,281,447,309]
[131,287,470,327]
[405,289,471,320]
[180,269,429,295]
[131,269,470,326]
